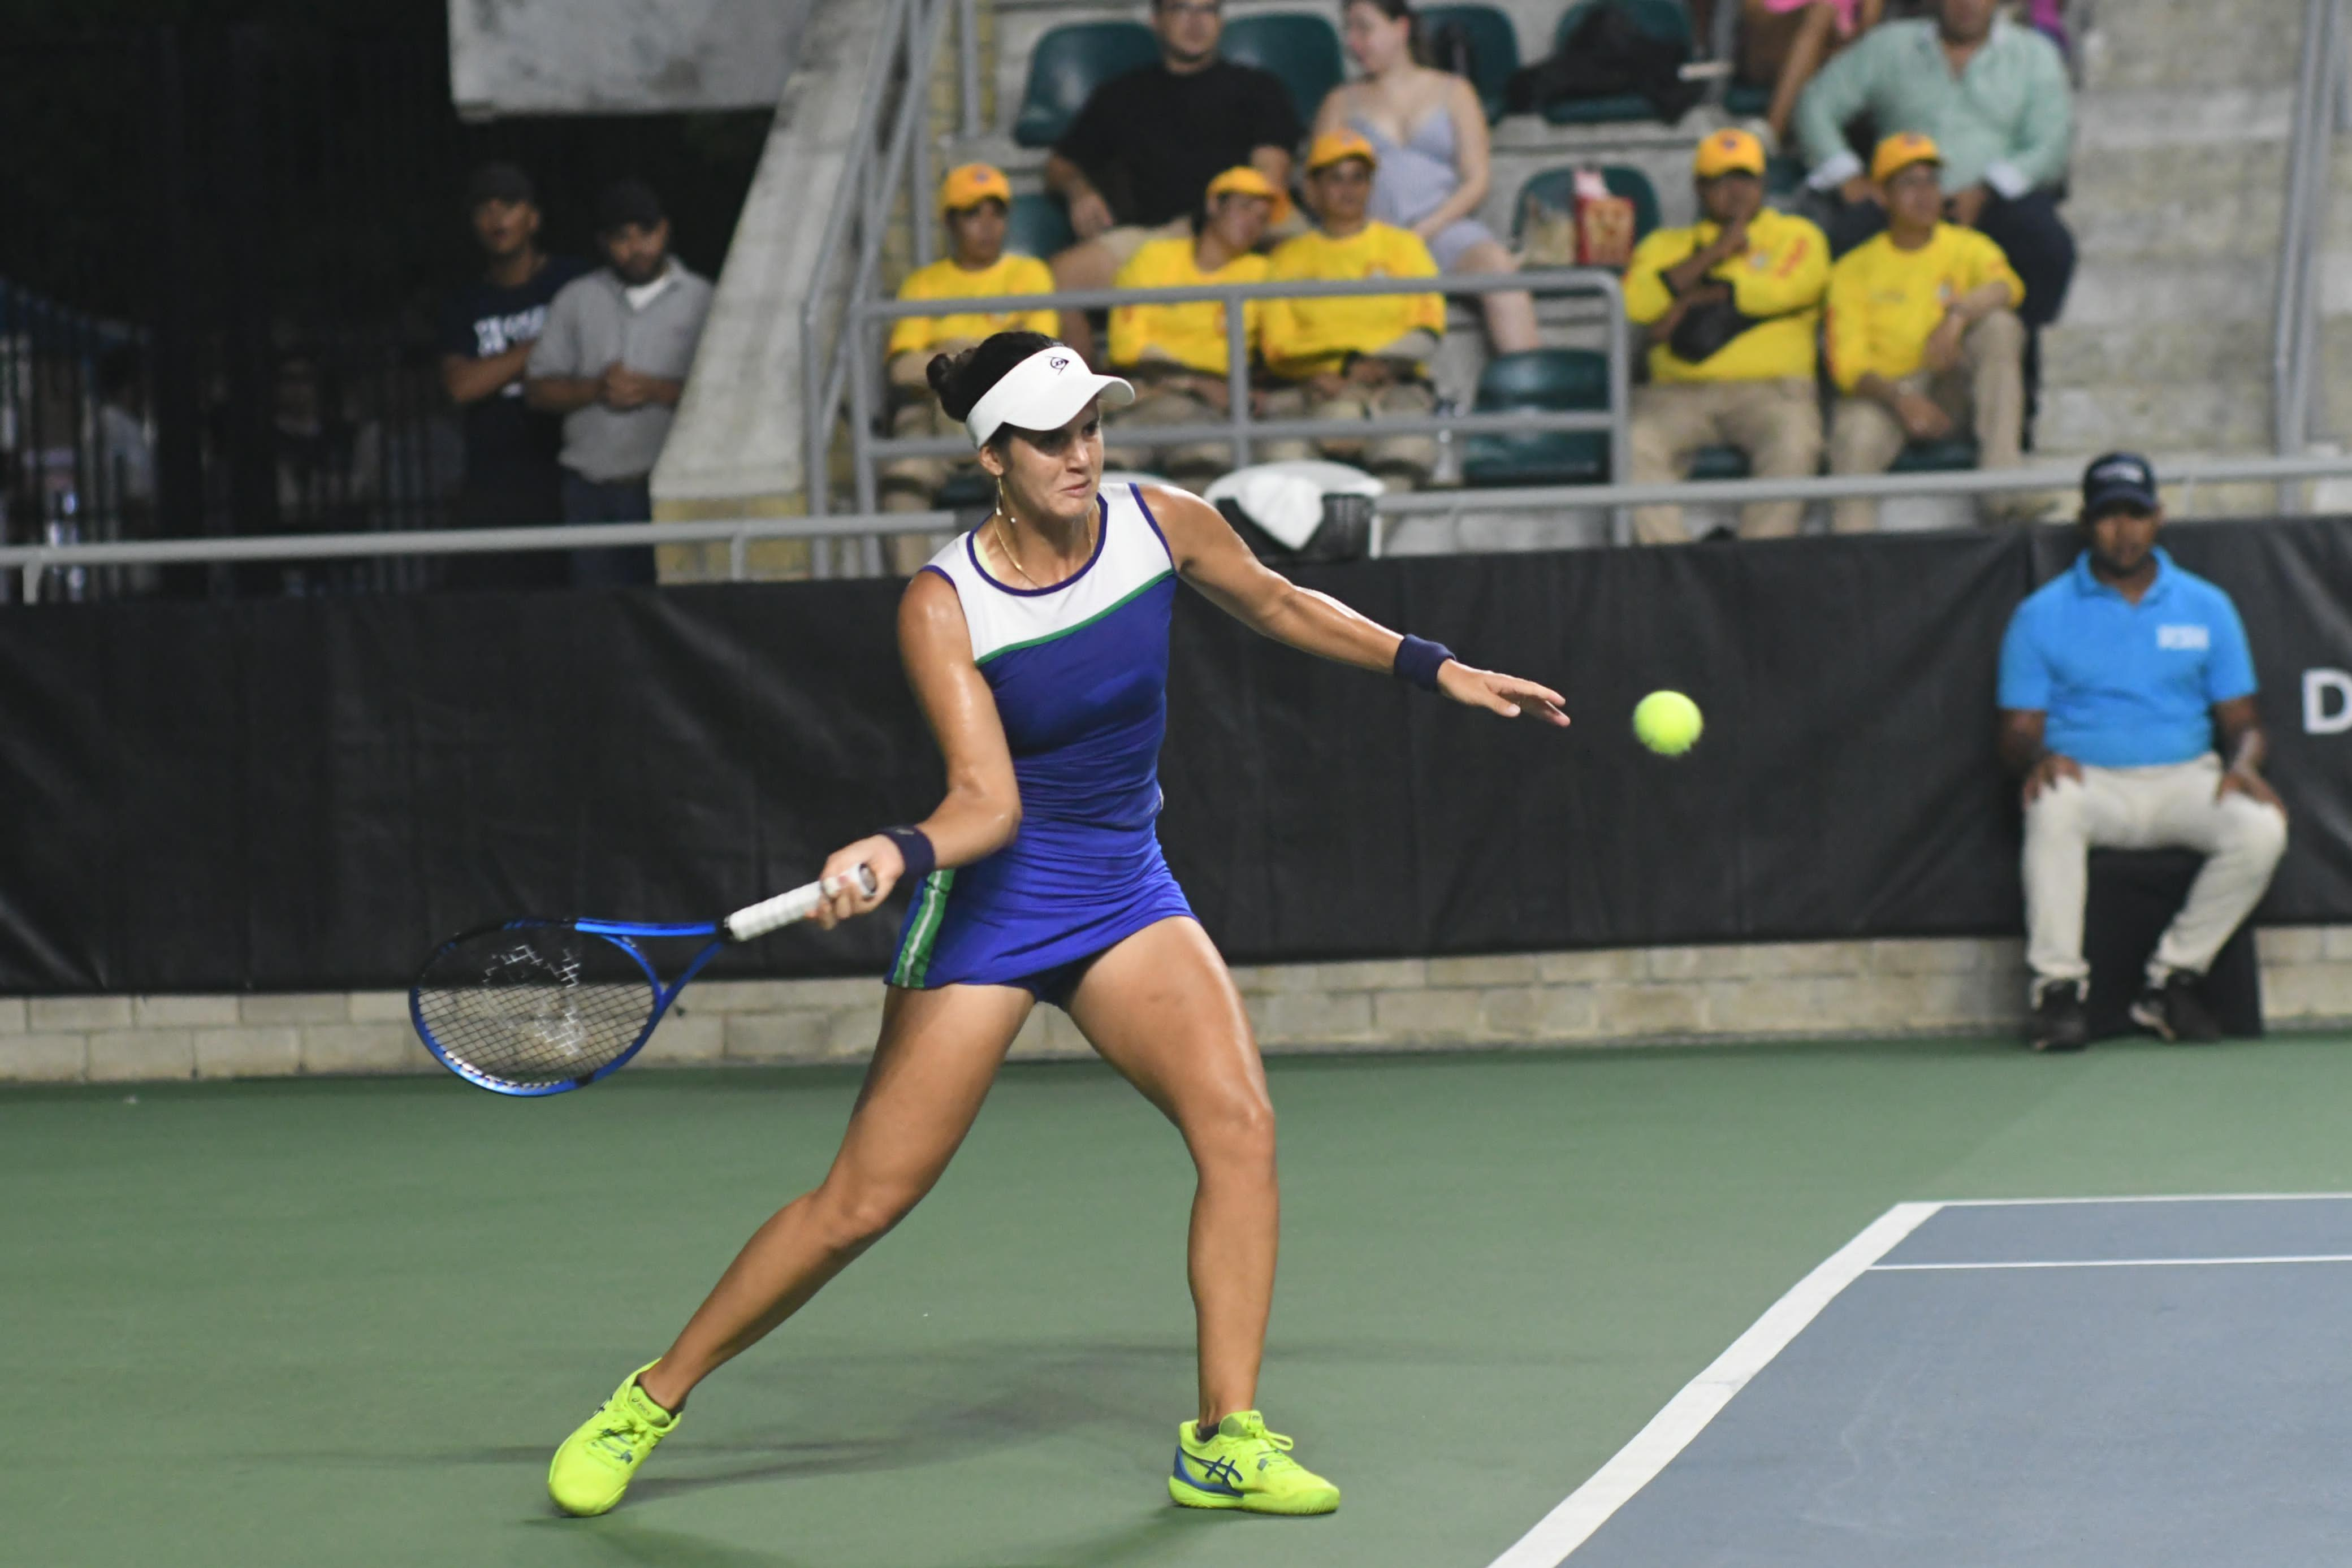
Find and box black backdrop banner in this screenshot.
[3,517,2349,993]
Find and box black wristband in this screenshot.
[883,826,937,882]
[1393,635,1454,692]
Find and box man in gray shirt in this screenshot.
[527,179,714,585]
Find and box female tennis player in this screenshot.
[548,332,1567,1519]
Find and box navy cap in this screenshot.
[465,161,535,209]
[2081,451,2159,518]
[595,178,666,234]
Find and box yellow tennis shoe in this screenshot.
[547,1361,679,1517]
[1168,1410,1341,1515]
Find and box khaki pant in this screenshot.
[1259,380,1437,485]
[879,397,967,573]
[2023,754,2288,998]
[1827,309,2025,534]
[879,397,967,505]
[1628,378,1822,544]
[1107,380,1240,484]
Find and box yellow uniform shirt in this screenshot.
[887,254,1057,358]
[1260,223,1446,380]
[1824,224,2025,392]
[1108,238,1269,376]
[1622,209,1831,383]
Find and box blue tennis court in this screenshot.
[1494,1196,2352,1567]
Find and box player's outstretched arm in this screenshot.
[1144,484,1568,727]
[812,571,1024,926]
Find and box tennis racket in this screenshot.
[410,866,877,1097]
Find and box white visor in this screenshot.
[964,346,1134,448]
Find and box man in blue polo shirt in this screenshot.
[1996,452,2287,1051]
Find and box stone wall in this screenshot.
[5,929,2347,1085]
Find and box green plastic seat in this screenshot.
[1416,3,1522,123]
[1220,13,1346,130]
[1013,22,1158,148]
[933,469,996,509]
[1462,348,1612,487]
[1004,193,1074,259]
[1542,0,1693,125]
[1723,80,1770,117]
[1511,165,1662,245]
[1687,444,1750,481]
[1891,436,1981,472]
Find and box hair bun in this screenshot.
[924,330,1059,431]
[926,350,970,418]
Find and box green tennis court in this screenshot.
[8,1032,2351,1568]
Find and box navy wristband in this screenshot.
[883,826,937,882]
[1393,635,1455,692]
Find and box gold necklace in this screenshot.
[992,510,1045,588]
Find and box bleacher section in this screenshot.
[650,0,2346,565]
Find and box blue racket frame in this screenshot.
[410,917,731,1097]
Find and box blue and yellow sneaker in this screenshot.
[1168,1410,1341,1515]
[547,1361,679,1517]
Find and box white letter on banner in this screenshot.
[2307,668,2352,735]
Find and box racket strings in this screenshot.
[414,925,658,1089]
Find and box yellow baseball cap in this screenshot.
[1206,166,1281,203]
[939,162,1011,213]
[1870,132,1942,183]
[1693,128,1766,179]
[1305,130,1379,174]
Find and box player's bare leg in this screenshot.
[1068,916,1338,1514]
[1065,917,1278,1428]
[636,982,1033,1410]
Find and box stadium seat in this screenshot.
[1004,192,1074,259]
[1542,0,1693,124]
[1688,445,1750,481]
[1511,165,1662,245]
[1461,348,1611,487]
[1723,81,1769,117]
[1013,21,1158,148]
[1220,14,1346,130]
[934,469,996,509]
[1891,436,1981,471]
[1416,3,1521,123]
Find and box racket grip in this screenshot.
[722,864,879,942]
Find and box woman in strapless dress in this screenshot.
[1313,0,1538,354]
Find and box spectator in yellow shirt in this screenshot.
[1258,131,1447,485]
[880,164,1058,515]
[1622,129,1831,543]
[1105,166,1277,486]
[1825,133,2029,531]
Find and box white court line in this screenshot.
[1873,1253,2352,1271]
[1939,1192,2352,1207]
[1482,1201,1943,1568]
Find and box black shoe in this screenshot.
[2131,971,2222,1043]
[2030,980,2089,1052]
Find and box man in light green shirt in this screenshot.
[1796,0,2075,328]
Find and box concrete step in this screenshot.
[2064,142,2288,261]
[2079,0,2304,95]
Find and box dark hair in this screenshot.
[926,330,1059,426]
[1346,0,1425,64]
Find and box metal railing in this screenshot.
[2273,0,2346,508]
[799,0,970,570]
[844,269,1634,513]
[12,450,2352,602]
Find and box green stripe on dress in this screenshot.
[890,869,956,987]
[975,571,1175,666]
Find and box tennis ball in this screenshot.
[1633,690,1703,756]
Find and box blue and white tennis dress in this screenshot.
[889,483,1196,1004]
